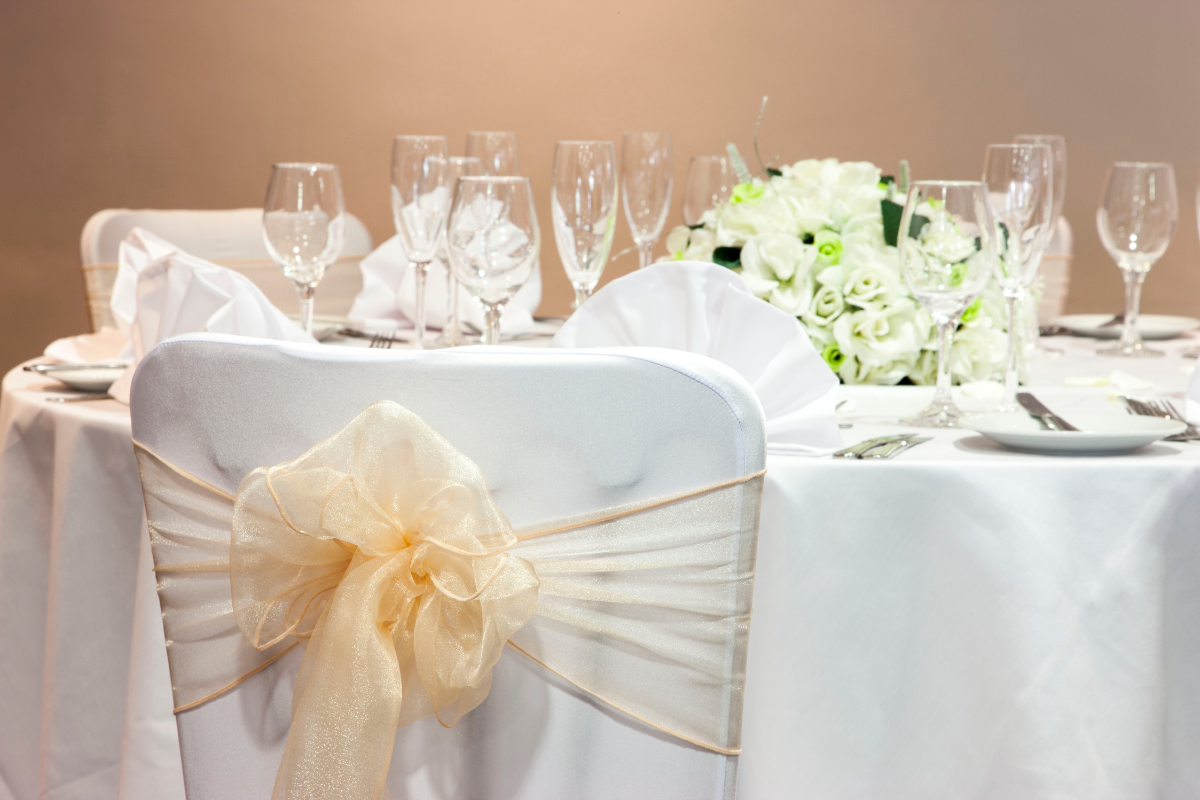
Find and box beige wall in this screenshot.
[3,0,1200,371]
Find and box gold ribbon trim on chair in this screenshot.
[135,401,764,800]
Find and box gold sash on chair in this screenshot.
[135,401,764,800]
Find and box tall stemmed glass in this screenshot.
[898,181,996,427]
[391,135,450,349]
[622,131,673,268]
[466,131,519,176]
[1014,134,1068,356]
[983,143,1054,412]
[434,155,483,347]
[683,155,734,226]
[1097,162,1178,357]
[262,163,346,336]
[446,177,540,345]
[552,141,618,308]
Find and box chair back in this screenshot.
[129,335,765,800]
[1039,216,1074,323]
[80,209,373,330]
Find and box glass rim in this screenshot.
[555,139,615,147]
[1111,160,1174,169]
[466,130,517,136]
[455,175,531,184]
[986,142,1052,151]
[1014,133,1066,141]
[909,179,987,187]
[622,130,672,136]
[272,162,339,171]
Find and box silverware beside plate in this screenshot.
[1017,392,1079,431]
[833,433,930,460]
[1121,396,1200,441]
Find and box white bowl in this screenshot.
[961,412,1186,454]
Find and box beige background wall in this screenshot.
[2,0,1200,370]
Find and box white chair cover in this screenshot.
[552,262,842,455]
[129,334,766,800]
[80,208,374,329]
[1039,217,1073,323]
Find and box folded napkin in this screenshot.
[552,262,843,455]
[348,235,542,334]
[108,228,314,402]
[43,327,128,364]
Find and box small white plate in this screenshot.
[35,366,128,393]
[1053,313,1200,340]
[962,412,1186,454]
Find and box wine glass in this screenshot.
[262,163,346,336]
[552,141,618,308]
[465,131,519,176]
[1014,134,1068,356]
[435,155,483,347]
[391,135,450,349]
[898,181,996,427]
[983,143,1054,412]
[446,177,540,345]
[1096,162,1178,357]
[621,131,673,268]
[682,155,734,226]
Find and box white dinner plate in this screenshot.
[1053,313,1200,340]
[30,364,129,393]
[962,412,1186,454]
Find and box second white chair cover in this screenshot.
[552,262,842,455]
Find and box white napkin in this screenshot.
[552,262,843,455]
[43,327,128,364]
[348,235,542,335]
[107,228,315,403]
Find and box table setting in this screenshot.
[9,114,1200,800]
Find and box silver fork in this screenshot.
[369,331,397,349]
[1121,396,1198,441]
[1149,398,1200,438]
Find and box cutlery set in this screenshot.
[833,434,931,460]
[1121,396,1200,441]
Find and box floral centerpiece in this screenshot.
[663,158,1012,385]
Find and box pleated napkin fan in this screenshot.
[552,262,843,455]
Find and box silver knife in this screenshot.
[832,434,911,459]
[1016,392,1079,431]
[1098,313,1125,328]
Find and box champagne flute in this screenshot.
[983,143,1054,412]
[446,177,540,345]
[552,141,618,308]
[898,181,996,427]
[262,163,346,335]
[1096,162,1178,357]
[621,131,673,268]
[465,131,519,176]
[1014,134,1068,356]
[435,155,483,347]
[683,155,734,226]
[391,135,450,349]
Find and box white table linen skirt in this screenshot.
[4,333,1200,799]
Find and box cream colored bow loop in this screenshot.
[229,402,539,800]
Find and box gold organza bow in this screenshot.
[135,400,764,800]
[231,402,538,800]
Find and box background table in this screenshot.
[3,332,1199,800]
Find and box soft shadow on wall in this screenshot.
[2,0,1199,371]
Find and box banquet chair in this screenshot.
[1038,216,1073,323]
[80,208,374,330]
[129,335,765,800]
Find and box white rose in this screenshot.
[715,195,795,247]
[832,300,922,385]
[842,259,898,311]
[768,276,814,317]
[952,316,1008,383]
[741,233,814,282]
[665,225,691,257]
[802,283,845,328]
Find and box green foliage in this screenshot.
[712,246,742,269]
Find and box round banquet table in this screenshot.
[4,331,1200,800]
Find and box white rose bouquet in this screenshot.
[663,158,1013,385]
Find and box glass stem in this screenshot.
[414,261,429,350]
[932,317,955,408]
[483,302,503,346]
[1119,269,1146,352]
[637,243,654,269]
[446,271,460,337]
[1001,289,1022,411]
[573,286,591,309]
[294,282,316,336]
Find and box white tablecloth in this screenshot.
[3,332,1200,800]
